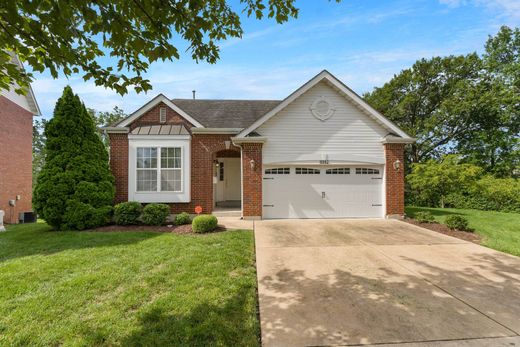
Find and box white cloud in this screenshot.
[440,0,520,19]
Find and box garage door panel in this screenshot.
[263,166,383,219]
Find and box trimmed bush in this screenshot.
[414,211,435,223]
[192,215,218,233]
[142,204,170,226]
[114,201,142,225]
[174,212,191,225]
[33,86,115,230]
[445,215,470,231]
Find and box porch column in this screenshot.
[241,143,263,219]
[384,143,405,219]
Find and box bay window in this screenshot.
[136,147,182,192]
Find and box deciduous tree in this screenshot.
[0,0,306,95]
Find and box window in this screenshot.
[295,168,320,174]
[136,147,182,192]
[356,167,380,175]
[265,168,290,174]
[219,162,224,181]
[160,148,182,191]
[159,107,166,123]
[326,168,350,174]
[136,148,157,191]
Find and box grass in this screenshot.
[406,206,520,257]
[0,222,259,346]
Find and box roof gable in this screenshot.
[0,52,41,115]
[236,70,412,140]
[116,94,204,128]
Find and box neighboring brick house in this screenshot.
[0,54,40,223]
[105,70,414,220]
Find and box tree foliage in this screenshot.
[364,26,519,176]
[407,155,483,208]
[0,0,306,95]
[458,26,520,176]
[33,86,115,230]
[407,155,520,213]
[32,118,47,186]
[88,106,128,149]
[365,54,484,163]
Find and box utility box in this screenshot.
[0,210,5,232]
[18,211,36,224]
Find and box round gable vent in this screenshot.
[310,96,335,121]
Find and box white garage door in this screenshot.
[262,166,384,219]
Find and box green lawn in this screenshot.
[0,222,259,346]
[406,206,520,257]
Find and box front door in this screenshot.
[216,158,241,204]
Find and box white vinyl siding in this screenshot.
[257,82,388,165]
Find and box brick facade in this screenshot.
[130,102,194,131]
[110,101,407,220]
[241,143,263,219]
[109,109,242,215]
[384,143,405,218]
[0,96,34,223]
[109,133,129,203]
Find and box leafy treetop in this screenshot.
[0,0,311,95]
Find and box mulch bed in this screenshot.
[405,219,482,244]
[85,224,227,234]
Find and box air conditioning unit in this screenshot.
[19,211,36,224]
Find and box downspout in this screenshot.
[233,141,245,220]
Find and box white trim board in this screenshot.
[128,138,191,203]
[236,70,413,140]
[117,94,204,128]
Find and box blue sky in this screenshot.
[32,0,520,119]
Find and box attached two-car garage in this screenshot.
[262,165,384,219]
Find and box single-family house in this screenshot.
[104,70,414,219]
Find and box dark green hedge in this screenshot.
[141,203,170,226]
[114,201,143,225]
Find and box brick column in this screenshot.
[384,143,405,219]
[241,143,263,219]
[108,133,129,203]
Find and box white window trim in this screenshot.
[128,137,191,203]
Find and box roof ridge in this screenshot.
[171,98,282,102]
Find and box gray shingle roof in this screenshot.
[171,99,281,128]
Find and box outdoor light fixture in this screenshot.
[250,159,256,170]
[213,160,220,167]
[393,159,401,171]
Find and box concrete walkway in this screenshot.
[255,219,520,347]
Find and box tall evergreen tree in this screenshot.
[33,86,115,230]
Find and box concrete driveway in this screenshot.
[255,219,520,347]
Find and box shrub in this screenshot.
[114,201,142,225]
[192,215,218,233]
[445,215,470,231]
[174,212,191,225]
[141,203,170,226]
[414,211,435,223]
[33,86,115,230]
